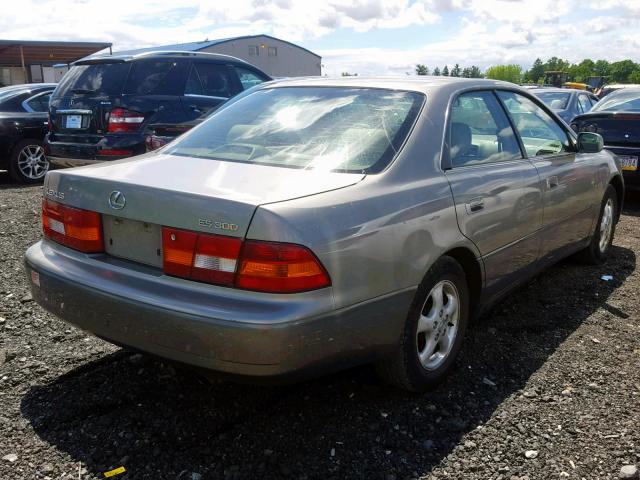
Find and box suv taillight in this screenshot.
[42,199,104,253]
[162,227,331,293]
[108,108,145,133]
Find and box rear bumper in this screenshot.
[44,132,146,166]
[24,240,412,378]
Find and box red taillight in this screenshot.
[145,135,169,151]
[108,108,145,133]
[162,228,242,287]
[42,199,103,253]
[161,228,330,293]
[237,241,331,293]
[98,149,133,157]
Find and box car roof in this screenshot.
[260,76,521,95]
[533,87,585,94]
[74,50,254,68]
[0,83,56,93]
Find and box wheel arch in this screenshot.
[609,174,624,222]
[442,247,483,319]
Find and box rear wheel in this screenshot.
[577,185,618,264]
[9,139,49,183]
[376,256,469,391]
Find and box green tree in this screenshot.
[527,58,545,83]
[628,70,640,84]
[415,64,429,75]
[545,56,571,72]
[568,59,595,83]
[468,65,483,78]
[593,60,610,77]
[433,67,441,76]
[485,64,522,84]
[442,65,449,76]
[610,60,637,83]
[451,63,461,77]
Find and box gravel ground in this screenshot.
[1,171,639,480]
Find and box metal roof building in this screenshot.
[106,34,321,77]
[0,39,112,86]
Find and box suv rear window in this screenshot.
[123,59,188,95]
[54,63,130,97]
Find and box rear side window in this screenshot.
[449,91,522,167]
[54,63,130,97]
[24,92,51,112]
[497,91,572,157]
[577,94,591,114]
[185,63,236,98]
[123,59,188,95]
[235,67,268,90]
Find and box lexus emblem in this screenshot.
[108,191,126,210]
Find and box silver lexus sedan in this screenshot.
[25,77,623,391]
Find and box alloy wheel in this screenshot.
[17,144,48,180]
[416,279,460,370]
[599,198,614,253]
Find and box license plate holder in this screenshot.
[620,155,638,171]
[103,216,163,268]
[65,114,83,129]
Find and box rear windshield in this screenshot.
[54,62,131,97]
[165,87,424,173]
[123,59,187,95]
[593,90,640,112]
[536,92,570,110]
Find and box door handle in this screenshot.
[547,176,559,189]
[189,104,202,114]
[465,198,485,214]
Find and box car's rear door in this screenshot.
[181,62,242,120]
[497,90,596,260]
[444,90,543,295]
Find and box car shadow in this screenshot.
[20,245,635,479]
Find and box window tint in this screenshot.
[577,94,591,114]
[54,63,130,97]
[124,59,187,95]
[449,91,522,167]
[592,89,640,112]
[185,63,235,98]
[25,92,51,112]
[235,67,267,90]
[497,91,572,157]
[166,87,424,174]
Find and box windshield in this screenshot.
[593,89,640,112]
[165,87,424,173]
[54,63,130,97]
[536,92,570,110]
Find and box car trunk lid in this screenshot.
[44,152,365,245]
[575,111,640,147]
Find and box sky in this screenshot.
[2,0,640,76]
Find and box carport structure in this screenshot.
[0,39,112,86]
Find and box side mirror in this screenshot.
[577,132,604,153]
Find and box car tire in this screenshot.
[8,139,49,184]
[576,185,618,265]
[376,256,470,392]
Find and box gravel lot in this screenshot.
[1,171,639,480]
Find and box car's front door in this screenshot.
[497,91,596,260]
[444,90,543,295]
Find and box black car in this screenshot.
[0,83,56,182]
[571,88,640,188]
[532,88,598,123]
[45,51,271,167]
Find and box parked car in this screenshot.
[599,83,640,98]
[26,77,623,391]
[571,87,640,189]
[0,83,56,182]
[532,87,598,123]
[45,51,271,167]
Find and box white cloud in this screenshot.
[0,0,639,75]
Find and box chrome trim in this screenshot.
[56,109,93,115]
[184,93,229,101]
